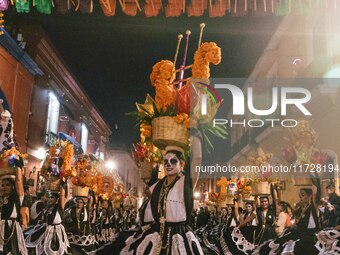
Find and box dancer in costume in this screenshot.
[24,187,69,255]
[254,196,277,245]
[65,196,96,255]
[120,146,204,255]
[253,186,322,255]
[0,167,28,255]
[30,192,46,226]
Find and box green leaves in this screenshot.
[200,122,228,153]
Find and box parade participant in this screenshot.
[322,183,340,227]
[253,186,322,255]
[218,208,228,225]
[255,196,277,245]
[138,186,152,226]
[275,202,290,237]
[0,167,28,255]
[238,202,257,228]
[119,146,204,255]
[24,187,69,255]
[65,196,96,255]
[20,186,31,230]
[96,198,115,244]
[30,192,46,226]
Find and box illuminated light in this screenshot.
[36,147,46,160]
[105,161,116,170]
[49,92,58,101]
[194,192,200,199]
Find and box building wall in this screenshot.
[227,10,340,206]
[0,46,34,152]
[16,25,112,195]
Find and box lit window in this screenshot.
[81,123,88,153]
[46,92,60,134]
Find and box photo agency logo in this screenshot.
[194,80,312,128]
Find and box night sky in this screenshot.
[10,6,282,150]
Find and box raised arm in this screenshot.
[239,212,256,228]
[234,200,239,219]
[15,167,24,196]
[273,189,280,217]
[311,185,319,212]
[60,186,66,210]
[256,195,260,208]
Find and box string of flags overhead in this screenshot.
[0,0,339,18]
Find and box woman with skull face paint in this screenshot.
[119,146,204,255]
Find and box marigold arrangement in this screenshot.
[282,119,327,166]
[71,156,98,188]
[0,146,28,169]
[128,24,227,155]
[247,147,274,182]
[41,139,74,179]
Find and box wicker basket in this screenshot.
[293,178,313,186]
[225,196,235,205]
[242,194,255,203]
[139,161,153,180]
[47,176,61,191]
[0,157,16,177]
[152,116,189,150]
[251,181,271,195]
[72,186,89,197]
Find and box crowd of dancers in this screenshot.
[191,184,340,254]
[1,150,340,255]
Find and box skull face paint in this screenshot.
[163,153,181,176]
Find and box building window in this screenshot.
[81,123,88,153]
[46,92,60,135]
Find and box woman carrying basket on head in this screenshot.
[0,166,28,255]
[24,186,69,255]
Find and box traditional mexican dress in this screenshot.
[121,172,203,255]
[0,192,27,255]
[255,208,276,245]
[96,207,116,243]
[30,200,45,226]
[201,212,240,255]
[24,204,69,255]
[253,204,323,255]
[225,212,257,255]
[66,206,97,254]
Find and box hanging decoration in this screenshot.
[99,0,116,16]
[209,0,229,18]
[187,0,207,17]
[120,0,141,16]
[1,0,339,32]
[144,0,162,17]
[165,0,185,17]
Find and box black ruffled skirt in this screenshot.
[97,222,203,255]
